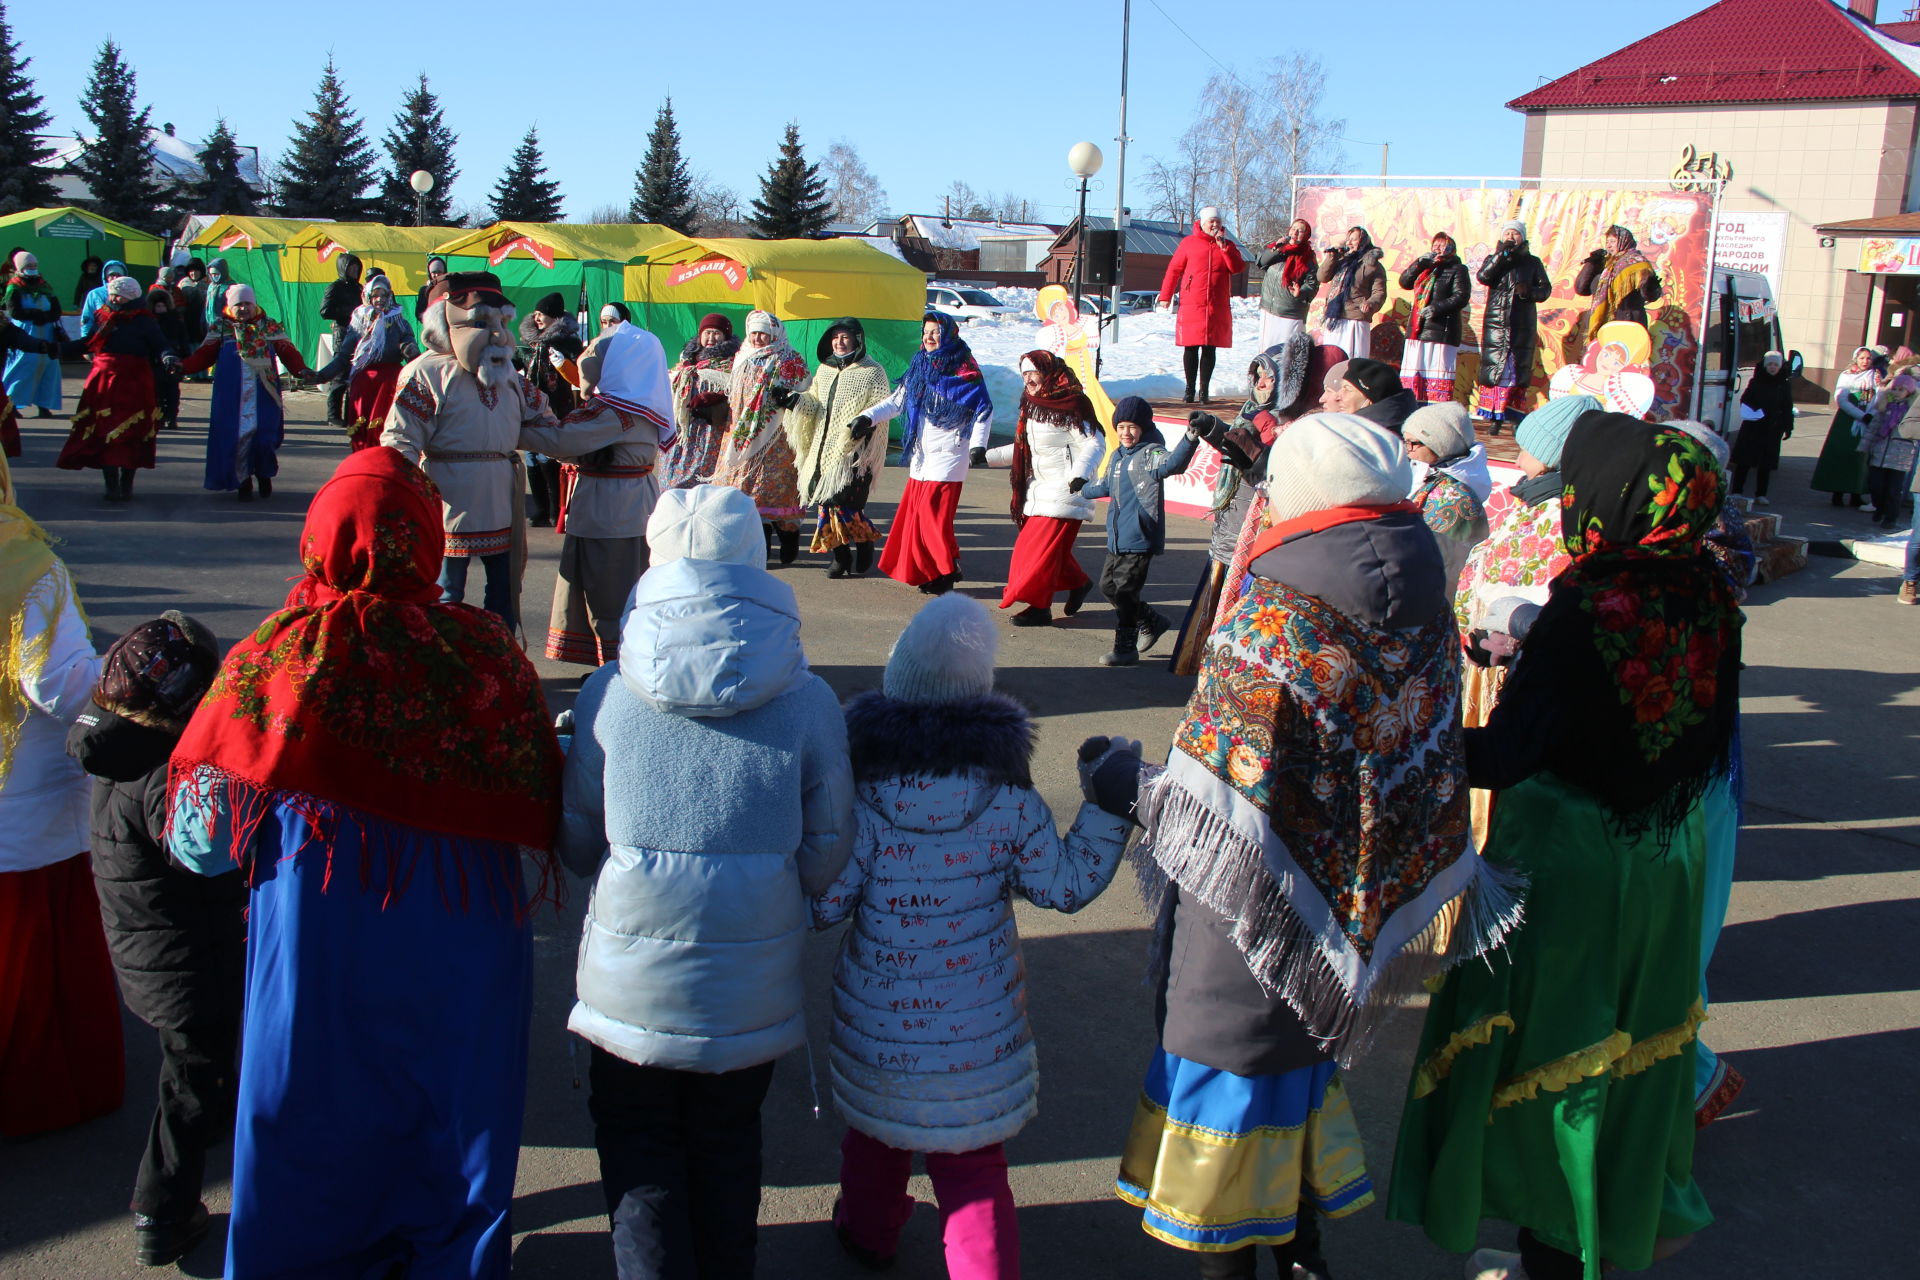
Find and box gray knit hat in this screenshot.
[884,594,997,704]
[1262,412,1412,526]
[1402,402,1476,462]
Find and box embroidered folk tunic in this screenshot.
[382,352,555,556]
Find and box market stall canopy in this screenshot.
[186,215,317,338]
[0,207,164,302]
[623,236,927,376]
[432,222,681,326]
[276,222,463,358]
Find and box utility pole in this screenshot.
[1110,0,1132,341]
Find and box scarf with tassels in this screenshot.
[726,311,807,454]
[1587,227,1656,337]
[167,447,562,915]
[0,453,79,789]
[1133,519,1520,1066]
[1008,350,1096,526]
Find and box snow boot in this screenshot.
[777,529,800,566]
[1137,607,1171,654]
[258,475,272,499]
[852,542,874,576]
[1010,606,1052,627]
[102,469,121,501]
[828,545,853,578]
[236,478,254,502]
[1099,627,1140,667]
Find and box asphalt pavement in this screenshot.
[0,378,1913,1278]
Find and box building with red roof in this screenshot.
[1514,0,1920,383]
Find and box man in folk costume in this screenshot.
[1095,414,1520,1276]
[714,310,811,563]
[180,284,314,501]
[58,276,180,502]
[167,447,564,1279]
[310,274,419,451]
[382,271,559,632]
[789,317,891,579]
[985,350,1105,626]
[1574,224,1663,340]
[517,322,673,666]
[856,312,995,594]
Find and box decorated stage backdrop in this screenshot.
[1294,185,1714,421]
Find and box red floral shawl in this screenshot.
[169,448,563,899]
[1008,350,1096,526]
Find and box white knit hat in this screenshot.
[225,283,255,308]
[12,251,37,273]
[1262,412,1412,525]
[1402,401,1475,461]
[647,484,763,567]
[883,594,997,705]
[1198,205,1221,225]
[107,275,142,302]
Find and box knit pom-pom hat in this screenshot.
[646,484,763,567]
[1262,412,1411,526]
[1514,394,1601,470]
[884,594,998,705]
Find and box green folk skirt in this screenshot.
[1386,771,1713,1279]
[1810,410,1870,495]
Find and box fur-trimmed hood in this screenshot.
[844,690,1034,790]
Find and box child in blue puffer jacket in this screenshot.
[1078,396,1199,667]
[812,592,1140,1280]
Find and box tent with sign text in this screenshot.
[622,236,925,378]
[276,223,462,360]
[432,222,680,331]
[0,207,163,306]
[188,215,316,344]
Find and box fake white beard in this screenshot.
[473,345,516,388]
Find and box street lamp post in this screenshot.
[409,169,435,227]
[1067,142,1103,312]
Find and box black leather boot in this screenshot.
[777,528,801,566]
[852,542,874,576]
[118,467,135,501]
[828,545,852,578]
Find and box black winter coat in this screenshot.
[67,706,246,1033]
[1397,255,1472,346]
[319,254,365,327]
[1476,245,1552,387]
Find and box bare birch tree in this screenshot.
[822,140,890,225]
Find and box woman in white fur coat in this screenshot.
[985,350,1107,626]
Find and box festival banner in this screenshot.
[1293,185,1714,421]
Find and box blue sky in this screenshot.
[14,0,1773,224]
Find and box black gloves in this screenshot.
[1068,476,1088,494]
[1188,411,1225,440]
[768,385,799,410]
[970,446,988,468]
[1585,249,1608,267]
[848,415,875,442]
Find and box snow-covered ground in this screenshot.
[957,289,1272,428]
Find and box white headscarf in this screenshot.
[587,325,677,446]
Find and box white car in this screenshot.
[926,283,1016,323]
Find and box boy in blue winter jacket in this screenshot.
[1077,396,1198,666]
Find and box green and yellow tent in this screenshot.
[621,237,925,378]
[433,222,680,328]
[0,206,164,304]
[188,216,315,345]
[278,223,462,358]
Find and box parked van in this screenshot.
[1695,266,1784,433]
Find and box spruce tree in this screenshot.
[491,126,563,223]
[377,73,458,225]
[75,39,166,230]
[749,123,832,239]
[279,58,376,220]
[630,98,696,230]
[185,118,257,215]
[0,2,57,215]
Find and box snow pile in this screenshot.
[951,291,1272,428]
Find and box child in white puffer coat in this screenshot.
[811,593,1139,1280]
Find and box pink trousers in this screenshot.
[836,1126,1021,1279]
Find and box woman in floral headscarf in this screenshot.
[713,310,809,563]
[179,284,314,500]
[660,312,740,492]
[167,446,562,1279]
[986,349,1104,625]
[1390,412,1741,1280]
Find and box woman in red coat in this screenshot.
[1157,206,1245,404]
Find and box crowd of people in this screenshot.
[0,234,1780,1280]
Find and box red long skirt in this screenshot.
[345,361,403,451]
[878,479,963,587]
[1000,515,1090,610]
[0,852,125,1136]
[57,352,160,470]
